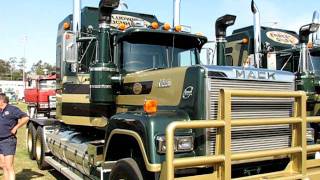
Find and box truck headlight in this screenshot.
[307,128,315,143]
[156,135,194,154]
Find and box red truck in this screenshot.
[24,74,56,118]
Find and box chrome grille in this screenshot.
[207,79,294,154]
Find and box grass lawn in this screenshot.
[0,102,63,180]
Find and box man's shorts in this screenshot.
[0,136,17,156]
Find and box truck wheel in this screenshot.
[35,126,50,170]
[109,158,144,180]
[27,123,36,160]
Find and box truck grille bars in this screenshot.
[161,90,308,180]
[207,79,294,154]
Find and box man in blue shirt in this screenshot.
[0,93,29,180]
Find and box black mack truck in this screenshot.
[25,0,320,179]
[225,0,320,143]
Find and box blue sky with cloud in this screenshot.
[0,0,319,69]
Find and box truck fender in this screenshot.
[105,129,161,173]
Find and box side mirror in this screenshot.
[63,31,78,63]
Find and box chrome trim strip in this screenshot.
[90,85,112,89]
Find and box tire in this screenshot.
[27,123,37,160]
[109,158,144,180]
[35,126,50,170]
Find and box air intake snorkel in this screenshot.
[296,23,320,93]
[90,0,120,104]
[215,14,236,66]
[298,23,320,73]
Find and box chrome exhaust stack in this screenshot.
[73,0,82,36]
[312,11,320,45]
[173,0,181,27]
[251,0,262,68]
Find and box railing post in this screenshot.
[290,92,307,175]
[166,123,176,180]
[219,89,232,180]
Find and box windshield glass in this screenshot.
[311,56,320,76]
[122,42,198,72]
[39,80,56,90]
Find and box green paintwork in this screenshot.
[89,20,116,104]
[226,26,298,67]
[90,62,116,104]
[107,110,194,164]
[217,41,227,66]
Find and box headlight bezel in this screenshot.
[307,127,315,143]
[156,135,194,154]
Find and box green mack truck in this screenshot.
[26,0,320,179]
[225,1,320,142]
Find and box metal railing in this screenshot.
[160,89,320,180]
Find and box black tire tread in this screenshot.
[27,123,37,160]
[109,158,144,180]
[36,126,50,170]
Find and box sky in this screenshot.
[0,0,319,70]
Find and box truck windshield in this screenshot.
[311,56,320,76]
[122,41,198,72]
[39,80,56,90]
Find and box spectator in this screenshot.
[0,93,29,180]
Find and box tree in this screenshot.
[0,59,11,74]
[31,60,56,75]
[0,58,25,80]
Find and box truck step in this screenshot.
[45,156,83,180]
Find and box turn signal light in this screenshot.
[118,23,127,31]
[242,38,249,44]
[163,23,171,31]
[151,22,159,29]
[63,22,70,30]
[174,25,182,32]
[144,99,158,114]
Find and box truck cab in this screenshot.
[24,74,56,118]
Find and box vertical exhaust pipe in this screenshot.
[173,0,181,27]
[312,11,320,44]
[251,0,262,68]
[73,0,82,36]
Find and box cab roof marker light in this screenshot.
[162,23,171,31]
[118,23,127,31]
[174,25,182,32]
[63,22,71,30]
[150,22,159,29]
